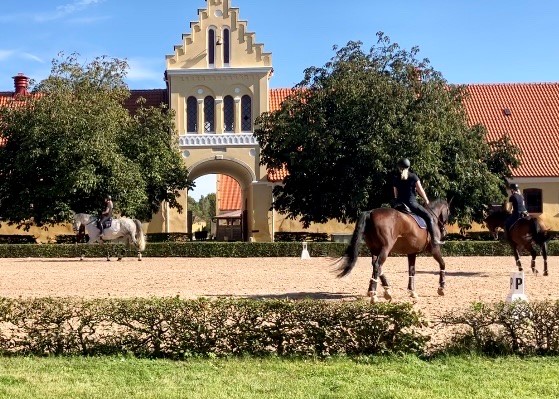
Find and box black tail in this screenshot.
[337,211,369,277]
[530,217,550,245]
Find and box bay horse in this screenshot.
[484,209,550,276]
[72,213,146,261]
[337,199,450,303]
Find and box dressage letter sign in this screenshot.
[506,271,528,302]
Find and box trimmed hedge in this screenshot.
[440,300,559,355]
[0,240,556,258]
[0,297,427,358]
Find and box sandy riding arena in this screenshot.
[0,256,557,319]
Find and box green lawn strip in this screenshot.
[0,355,557,399]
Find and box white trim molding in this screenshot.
[179,133,258,147]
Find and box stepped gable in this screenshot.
[166,0,271,69]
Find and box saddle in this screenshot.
[392,202,427,229]
[101,218,113,229]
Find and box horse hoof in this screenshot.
[437,287,445,296]
[409,291,419,299]
[370,295,379,304]
[366,290,373,297]
[383,289,392,301]
[544,271,549,277]
[117,258,123,261]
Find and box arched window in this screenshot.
[204,96,215,132]
[241,95,252,131]
[524,188,543,213]
[208,29,215,66]
[186,96,197,133]
[223,95,234,132]
[223,28,230,64]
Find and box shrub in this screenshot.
[0,297,427,358]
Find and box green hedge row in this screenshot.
[0,297,426,358]
[0,240,556,258]
[440,300,559,355]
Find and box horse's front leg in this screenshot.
[407,254,418,299]
[511,244,522,271]
[542,242,549,276]
[529,246,539,275]
[432,247,446,296]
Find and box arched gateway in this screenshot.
[150,0,276,242]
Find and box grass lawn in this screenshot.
[0,355,558,399]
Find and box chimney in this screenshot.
[12,73,29,97]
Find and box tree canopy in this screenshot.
[254,34,520,229]
[0,53,192,228]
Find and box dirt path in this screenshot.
[1,256,557,320]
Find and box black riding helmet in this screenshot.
[397,158,411,168]
[509,183,519,191]
[105,195,112,200]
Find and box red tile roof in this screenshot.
[269,88,293,112]
[464,83,559,177]
[217,174,241,212]
[125,89,168,114]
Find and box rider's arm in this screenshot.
[415,180,429,205]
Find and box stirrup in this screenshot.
[432,239,445,245]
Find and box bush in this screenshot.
[0,240,556,258]
[274,232,330,242]
[0,235,37,244]
[0,297,427,358]
[439,300,559,355]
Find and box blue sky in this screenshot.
[1,0,558,196]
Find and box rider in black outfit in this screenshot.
[392,158,444,247]
[505,183,529,233]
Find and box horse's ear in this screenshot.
[448,197,453,207]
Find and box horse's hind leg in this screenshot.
[432,247,446,296]
[369,249,391,303]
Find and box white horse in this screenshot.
[72,213,146,261]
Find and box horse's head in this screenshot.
[429,199,451,238]
[72,213,91,233]
[483,210,509,240]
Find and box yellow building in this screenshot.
[1,0,558,242]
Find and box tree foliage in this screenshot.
[0,53,192,228]
[187,193,216,226]
[254,34,521,229]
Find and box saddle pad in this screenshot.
[102,218,112,229]
[409,214,427,229]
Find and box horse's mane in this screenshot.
[429,198,446,207]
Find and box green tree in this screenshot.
[188,193,216,227]
[0,53,192,228]
[254,34,520,229]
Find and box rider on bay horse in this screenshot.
[392,158,444,248]
[505,183,529,236]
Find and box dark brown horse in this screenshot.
[484,209,551,276]
[338,199,450,303]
